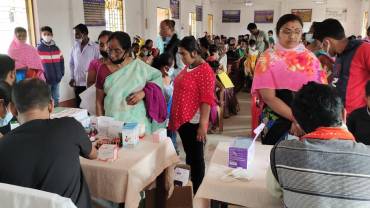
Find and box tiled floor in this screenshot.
[177,92,251,165]
[176,92,251,208]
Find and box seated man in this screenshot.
[0,79,97,208]
[267,81,370,208]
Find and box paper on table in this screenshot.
[80,85,96,115]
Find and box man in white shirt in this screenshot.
[69,24,99,107]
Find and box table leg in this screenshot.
[211,200,228,208]
[155,171,166,208]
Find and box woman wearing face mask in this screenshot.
[96,32,166,133]
[169,36,215,194]
[0,81,13,137]
[157,19,184,78]
[8,27,45,82]
[251,14,326,145]
[86,30,112,88]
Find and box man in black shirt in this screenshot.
[348,81,370,144]
[0,79,97,208]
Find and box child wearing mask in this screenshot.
[244,39,259,78]
[37,26,65,106]
[268,30,275,48]
[139,45,154,64]
[151,53,177,152]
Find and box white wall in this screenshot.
[213,0,364,37]
[33,0,215,102]
[32,0,367,102]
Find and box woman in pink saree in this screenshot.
[8,27,45,82]
[251,14,326,144]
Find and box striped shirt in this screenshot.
[269,131,370,208]
[37,40,64,85]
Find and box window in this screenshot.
[0,0,35,53]
[208,14,213,35]
[157,7,170,35]
[189,12,196,36]
[105,0,125,32]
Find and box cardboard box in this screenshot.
[122,123,139,147]
[145,182,193,208]
[228,123,265,169]
[145,164,193,208]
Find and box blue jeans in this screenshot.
[49,84,60,107]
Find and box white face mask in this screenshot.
[305,33,314,44]
[42,35,52,43]
[324,40,336,59]
[75,38,82,43]
[0,110,13,127]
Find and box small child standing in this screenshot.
[244,39,259,91]
[151,53,178,152]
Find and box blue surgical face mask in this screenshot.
[163,36,171,44]
[0,110,13,127]
[167,67,175,78]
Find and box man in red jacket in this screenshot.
[314,19,370,114]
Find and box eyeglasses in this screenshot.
[280,29,302,36]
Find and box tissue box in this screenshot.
[228,123,265,169]
[228,138,255,169]
[122,123,139,147]
[152,128,167,143]
[97,144,119,162]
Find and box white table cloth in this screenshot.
[194,142,283,208]
[80,136,179,208]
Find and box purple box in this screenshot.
[228,138,255,169]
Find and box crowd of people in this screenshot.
[0,12,369,208]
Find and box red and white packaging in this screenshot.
[97,144,119,162]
